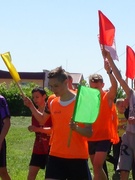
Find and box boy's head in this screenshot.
[48,66,68,82]
[48,66,68,96]
[116,98,126,114]
[89,74,104,90]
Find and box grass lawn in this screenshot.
[6,117,132,180]
[6,116,45,180]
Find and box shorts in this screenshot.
[88,140,111,155]
[45,155,92,180]
[117,132,135,171]
[0,140,6,167]
[29,153,49,169]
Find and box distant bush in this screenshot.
[0,82,52,116]
[0,81,125,116]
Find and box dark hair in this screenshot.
[32,87,47,96]
[48,66,68,82]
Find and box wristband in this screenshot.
[107,69,112,74]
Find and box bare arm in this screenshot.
[70,120,92,138]
[102,49,131,98]
[23,96,50,124]
[28,125,52,135]
[104,59,118,103]
[0,117,11,150]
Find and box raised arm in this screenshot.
[104,59,118,102]
[23,96,50,124]
[102,49,131,98]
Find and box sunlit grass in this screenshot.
[6,117,45,180]
[6,117,133,180]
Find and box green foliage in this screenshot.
[114,86,126,103]
[0,82,52,116]
[80,80,89,87]
[44,87,54,97]
[0,81,126,116]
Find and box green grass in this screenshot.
[6,117,45,180]
[6,117,132,180]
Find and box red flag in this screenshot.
[99,37,118,60]
[98,10,115,46]
[126,46,135,79]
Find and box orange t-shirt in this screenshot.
[111,104,119,144]
[88,91,119,142]
[49,97,89,159]
[48,94,56,104]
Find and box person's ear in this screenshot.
[102,83,105,88]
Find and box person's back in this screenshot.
[0,95,11,180]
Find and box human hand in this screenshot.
[69,119,78,131]
[23,96,33,108]
[102,48,112,61]
[28,125,38,132]
[104,59,112,73]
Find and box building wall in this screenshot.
[20,79,44,87]
[0,79,44,87]
[0,79,12,85]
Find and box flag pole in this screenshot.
[16,82,25,98]
[131,79,133,89]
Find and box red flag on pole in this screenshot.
[99,38,119,61]
[126,45,135,79]
[98,10,115,46]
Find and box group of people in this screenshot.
[1,48,135,180]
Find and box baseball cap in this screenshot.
[89,74,103,83]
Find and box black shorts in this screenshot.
[29,153,49,169]
[45,155,92,180]
[88,140,111,155]
[0,140,6,167]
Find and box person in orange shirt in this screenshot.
[24,66,93,180]
[88,59,118,180]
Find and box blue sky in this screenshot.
[0,1,135,89]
